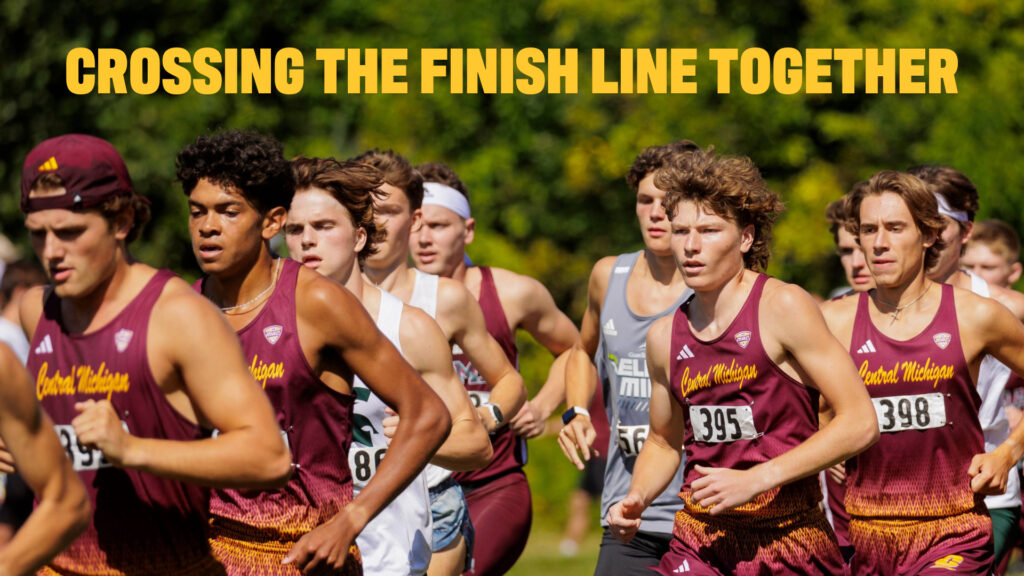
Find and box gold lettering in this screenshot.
[249,354,285,388]
[36,362,129,400]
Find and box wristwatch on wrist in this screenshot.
[482,402,504,427]
[561,406,591,425]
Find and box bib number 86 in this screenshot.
[350,446,387,487]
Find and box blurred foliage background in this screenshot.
[4,0,1023,570]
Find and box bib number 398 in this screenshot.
[688,405,757,443]
[872,393,945,433]
[55,422,129,471]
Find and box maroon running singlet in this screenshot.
[452,266,531,576]
[845,284,993,575]
[658,274,845,576]
[199,259,361,576]
[30,270,225,576]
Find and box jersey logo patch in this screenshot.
[114,329,133,353]
[34,334,53,355]
[734,331,751,349]
[263,324,283,345]
[932,554,963,570]
[613,266,631,274]
[857,339,877,354]
[676,345,695,360]
[933,332,951,350]
[603,319,618,336]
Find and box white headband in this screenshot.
[422,182,471,219]
[934,192,969,223]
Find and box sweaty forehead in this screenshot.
[25,207,98,229]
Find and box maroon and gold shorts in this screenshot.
[848,509,992,575]
[654,508,846,575]
[210,521,362,576]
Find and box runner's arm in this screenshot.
[0,343,90,576]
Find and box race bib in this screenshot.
[349,444,387,488]
[55,421,129,471]
[467,389,490,408]
[615,424,648,457]
[872,393,945,433]
[688,405,758,443]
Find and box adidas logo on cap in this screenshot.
[37,157,58,172]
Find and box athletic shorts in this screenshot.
[848,509,993,576]
[991,506,1020,567]
[580,455,607,498]
[429,476,475,568]
[209,517,362,576]
[462,469,531,576]
[593,527,671,576]
[655,507,846,575]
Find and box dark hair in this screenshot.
[907,164,978,223]
[32,172,151,244]
[1,259,46,302]
[176,130,294,214]
[844,170,947,271]
[291,156,386,264]
[417,162,468,198]
[350,149,424,211]
[658,148,783,272]
[825,182,867,245]
[626,140,702,191]
[970,219,1021,263]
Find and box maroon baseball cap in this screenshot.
[20,134,138,213]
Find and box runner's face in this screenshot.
[836,227,874,292]
[188,178,271,278]
[669,200,752,292]
[285,188,364,285]
[365,183,416,271]
[26,206,123,299]
[636,174,671,255]
[411,204,470,276]
[858,192,932,288]
[962,243,1016,288]
[927,216,970,280]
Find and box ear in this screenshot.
[112,204,134,242]
[1010,262,1023,285]
[960,221,974,246]
[410,208,423,232]
[262,206,287,241]
[353,226,368,255]
[738,224,754,253]
[464,217,475,246]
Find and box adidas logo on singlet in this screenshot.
[603,319,618,336]
[34,334,53,355]
[672,560,691,573]
[676,345,695,360]
[856,339,877,354]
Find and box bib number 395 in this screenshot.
[688,405,757,443]
[872,393,945,433]
[55,422,129,471]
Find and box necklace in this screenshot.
[218,258,282,314]
[873,282,931,323]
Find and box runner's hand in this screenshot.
[381,409,398,444]
[510,401,546,439]
[558,414,597,470]
[0,437,14,474]
[691,465,766,515]
[72,400,132,467]
[969,449,1012,495]
[283,516,357,575]
[827,462,846,485]
[606,492,644,542]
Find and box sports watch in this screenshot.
[482,402,504,427]
[561,406,591,425]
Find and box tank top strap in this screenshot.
[132,269,176,310]
[410,269,439,319]
[605,251,642,307]
[376,289,404,352]
[477,266,515,356]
